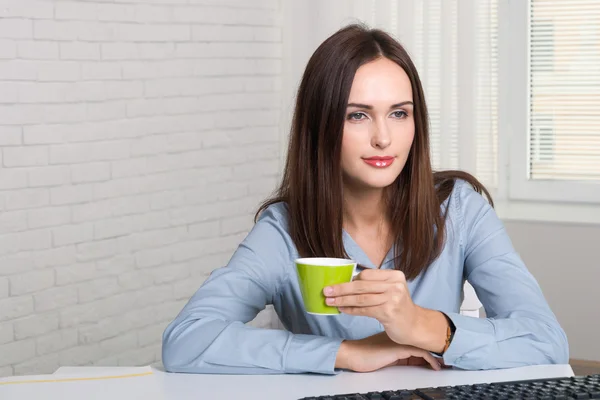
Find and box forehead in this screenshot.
[348,57,413,103]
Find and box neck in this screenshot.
[342,185,388,232]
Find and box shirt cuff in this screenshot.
[441,312,495,367]
[284,333,343,375]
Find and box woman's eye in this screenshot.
[348,112,366,121]
[391,110,408,119]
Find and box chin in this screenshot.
[357,173,400,190]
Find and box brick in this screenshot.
[111,158,148,178]
[0,229,52,255]
[115,23,189,42]
[28,206,71,229]
[50,185,93,205]
[55,1,99,20]
[100,331,137,353]
[189,0,278,8]
[0,296,33,322]
[0,210,27,235]
[50,142,130,165]
[34,285,78,312]
[13,353,59,376]
[135,247,171,268]
[76,239,118,261]
[59,344,103,366]
[71,162,111,184]
[0,339,36,367]
[60,42,100,60]
[78,277,120,303]
[0,60,37,81]
[253,26,282,42]
[96,254,135,276]
[79,306,154,345]
[0,39,17,59]
[173,273,207,300]
[189,220,220,239]
[14,313,59,340]
[192,25,254,41]
[0,322,13,345]
[17,40,59,59]
[94,178,137,200]
[1,1,55,18]
[5,188,50,210]
[9,269,54,296]
[118,270,154,291]
[34,20,75,41]
[248,176,278,196]
[24,125,67,144]
[117,345,156,366]
[33,246,77,269]
[94,216,133,239]
[0,277,7,299]
[0,366,11,377]
[0,169,28,190]
[220,215,253,235]
[0,126,22,145]
[60,292,136,328]
[148,263,189,284]
[0,19,32,39]
[3,146,48,167]
[36,328,78,356]
[28,166,71,187]
[130,210,171,232]
[101,42,138,60]
[37,61,82,82]
[153,300,186,322]
[55,262,96,286]
[81,61,122,80]
[110,194,149,216]
[125,227,187,252]
[52,223,94,246]
[137,322,167,347]
[137,43,175,59]
[72,200,112,223]
[97,3,138,22]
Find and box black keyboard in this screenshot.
[298,374,600,399]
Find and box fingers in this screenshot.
[324,281,389,297]
[326,293,387,307]
[417,351,442,371]
[355,269,406,282]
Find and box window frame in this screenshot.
[500,0,600,204]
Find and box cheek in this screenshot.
[341,124,365,163]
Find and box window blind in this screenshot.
[529,0,600,181]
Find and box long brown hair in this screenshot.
[256,24,492,280]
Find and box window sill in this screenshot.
[495,200,600,226]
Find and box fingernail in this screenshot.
[324,287,333,295]
[326,297,335,305]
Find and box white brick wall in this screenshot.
[0,0,282,377]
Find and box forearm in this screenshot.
[406,307,449,353]
[441,312,569,370]
[163,316,343,375]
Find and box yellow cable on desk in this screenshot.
[0,371,153,385]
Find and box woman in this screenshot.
[162,24,568,375]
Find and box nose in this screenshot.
[370,119,391,150]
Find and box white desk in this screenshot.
[0,364,574,400]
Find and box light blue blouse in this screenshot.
[162,180,569,374]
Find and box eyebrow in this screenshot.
[347,101,414,110]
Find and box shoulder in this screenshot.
[244,201,295,258]
[444,178,498,237]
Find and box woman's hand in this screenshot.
[324,269,448,352]
[335,332,441,373]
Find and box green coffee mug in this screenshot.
[295,257,357,315]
